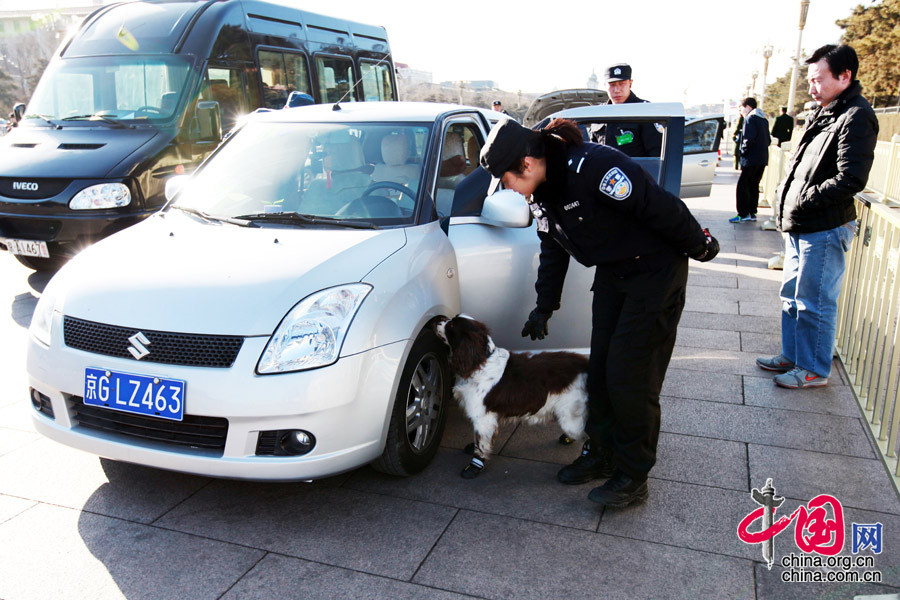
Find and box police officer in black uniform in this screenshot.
[589,63,663,158]
[480,118,718,507]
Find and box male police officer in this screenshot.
[590,63,663,158]
[480,118,719,507]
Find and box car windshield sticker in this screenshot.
[599,167,632,201]
[616,131,634,146]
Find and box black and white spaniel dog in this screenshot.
[435,315,588,478]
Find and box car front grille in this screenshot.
[63,316,244,368]
[70,397,228,453]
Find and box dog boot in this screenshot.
[557,440,615,485]
[461,455,485,479]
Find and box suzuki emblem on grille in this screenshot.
[127,332,151,360]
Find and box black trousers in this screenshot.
[736,164,766,218]
[584,255,688,480]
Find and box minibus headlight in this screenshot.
[257,284,371,374]
[69,183,131,210]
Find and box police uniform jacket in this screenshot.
[531,141,706,313]
[589,92,663,158]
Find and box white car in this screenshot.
[27,101,689,480]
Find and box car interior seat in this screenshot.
[435,132,467,216]
[371,133,420,191]
[302,135,373,216]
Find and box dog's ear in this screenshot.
[448,318,491,378]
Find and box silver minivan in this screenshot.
[26,101,689,481]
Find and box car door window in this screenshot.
[684,118,722,154]
[435,122,483,218]
[359,60,393,101]
[258,50,311,109]
[316,55,356,103]
[202,67,247,130]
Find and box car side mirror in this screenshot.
[191,101,221,143]
[165,175,189,201]
[13,103,25,123]
[481,189,531,228]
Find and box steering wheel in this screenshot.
[134,106,163,116]
[336,181,417,218]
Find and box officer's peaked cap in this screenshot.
[480,118,538,194]
[605,63,632,82]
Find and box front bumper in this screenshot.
[27,320,407,481]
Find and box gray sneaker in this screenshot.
[774,367,828,389]
[756,354,795,373]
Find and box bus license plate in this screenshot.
[83,368,185,421]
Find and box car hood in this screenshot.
[0,126,159,178]
[55,212,406,336]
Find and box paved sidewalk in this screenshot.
[1,162,898,600]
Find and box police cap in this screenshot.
[479,118,537,194]
[605,63,632,82]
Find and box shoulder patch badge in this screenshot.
[599,167,632,201]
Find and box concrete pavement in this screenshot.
[1,161,898,599]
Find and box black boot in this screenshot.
[587,470,649,507]
[557,440,615,485]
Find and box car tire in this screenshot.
[372,328,450,476]
[13,245,69,272]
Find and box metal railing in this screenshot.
[836,198,900,493]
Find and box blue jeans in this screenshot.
[780,221,856,377]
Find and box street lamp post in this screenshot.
[760,44,773,111]
[787,0,811,117]
[751,70,759,98]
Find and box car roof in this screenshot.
[554,102,685,120]
[249,101,497,124]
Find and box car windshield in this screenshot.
[26,55,192,123]
[174,121,431,225]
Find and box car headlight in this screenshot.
[257,283,372,374]
[69,183,131,210]
[30,285,58,346]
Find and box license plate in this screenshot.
[2,238,49,258]
[83,368,185,421]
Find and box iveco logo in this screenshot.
[127,332,151,360]
[12,181,38,191]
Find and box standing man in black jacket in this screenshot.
[771,106,794,147]
[731,97,770,223]
[757,44,878,389]
[589,64,663,158]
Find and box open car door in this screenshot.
[446,103,685,352]
[680,115,725,198]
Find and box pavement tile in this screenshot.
[0,426,39,458]
[597,478,761,561]
[0,399,35,432]
[222,553,472,600]
[0,503,263,600]
[0,438,211,523]
[413,510,756,600]
[679,311,781,335]
[344,448,600,531]
[687,286,781,302]
[740,331,782,354]
[754,563,899,600]
[495,420,584,464]
[740,300,783,318]
[661,367,744,404]
[441,403,516,454]
[749,445,900,515]
[743,374,862,417]
[684,295,739,315]
[736,276,783,291]
[686,272,738,288]
[670,346,769,376]
[660,397,874,458]
[674,326,741,351]
[155,481,458,580]
[653,432,748,491]
[0,493,35,524]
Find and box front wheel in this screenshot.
[372,328,450,476]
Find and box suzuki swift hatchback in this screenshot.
[26,101,687,480]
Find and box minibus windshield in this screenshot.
[26,55,192,124]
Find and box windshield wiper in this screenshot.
[170,205,257,227]
[24,114,61,129]
[235,211,380,230]
[60,114,133,129]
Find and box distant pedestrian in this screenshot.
[730,97,770,223]
[732,114,743,169]
[589,63,663,158]
[757,44,878,389]
[491,100,510,115]
[771,106,794,147]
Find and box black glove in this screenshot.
[688,228,719,262]
[521,309,551,340]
